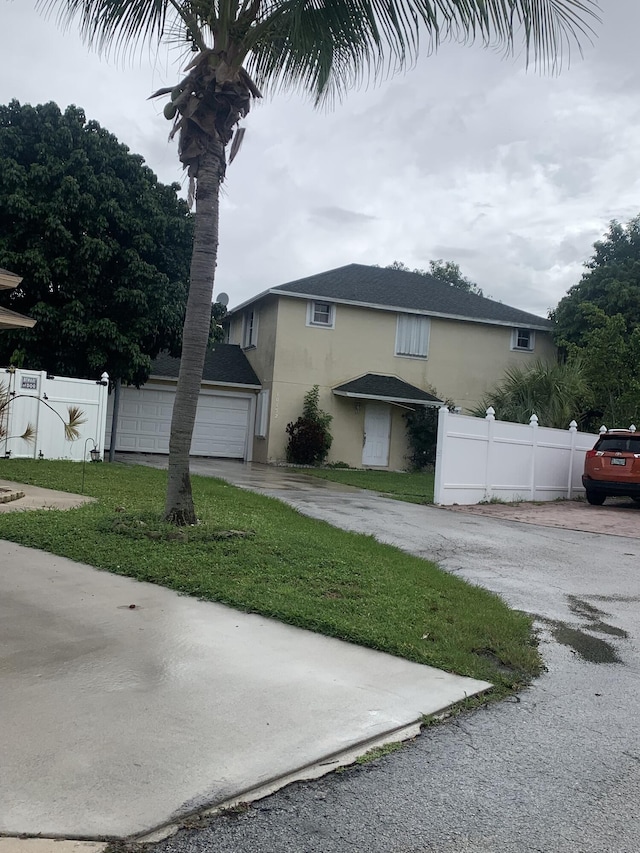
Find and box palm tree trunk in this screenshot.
[164,140,224,525]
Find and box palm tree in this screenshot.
[39,0,599,524]
[471,358,594,428]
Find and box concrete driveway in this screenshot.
[121,456,640,853]
[0,480,488,840]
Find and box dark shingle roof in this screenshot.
[151,345,261,387]
[267,264,551,329]
[333,374,443,405]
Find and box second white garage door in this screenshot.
[110,385,252,459]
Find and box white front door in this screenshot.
[362,403,391,467]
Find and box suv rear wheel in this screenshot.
[586,491,606,506]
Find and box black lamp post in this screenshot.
[81,438,101,493]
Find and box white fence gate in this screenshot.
[1,367,109,461]
[434,406,598,505]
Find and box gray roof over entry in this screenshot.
[263,264,552,330]
[333,374,443,406]
[151,345,261,388]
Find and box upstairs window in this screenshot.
[307,300,335,328]
[243,310,258,348]
[511,328,535,351]
[395,314,430,358]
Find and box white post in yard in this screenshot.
[529,414,539,501]
[484,407,495,501]
[567,420,578,499]
[434,405,450,505]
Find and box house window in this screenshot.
[511,328,535,351]
[255,389,270,438]
[243,310,258,348]
[395,314,430,358]
[306,300,335,328]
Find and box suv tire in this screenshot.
[586,491,606,506]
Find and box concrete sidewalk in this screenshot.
[0,478,93,512]
[0,540,489,840]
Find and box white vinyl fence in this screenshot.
[434,406,598,505]
[1,367,109,461]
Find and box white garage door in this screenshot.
[108,385,251,458]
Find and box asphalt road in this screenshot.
[139,461,640,853]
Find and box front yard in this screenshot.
[296,467,435,503]
[0,459,540,697]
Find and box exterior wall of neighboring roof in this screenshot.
[0,268,23,290]
[0,268,35,329]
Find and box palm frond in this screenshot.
[36,0,211,57]
[65,406,89,441]
[245,0,598,104]
[40,1,599,102]
[472,358,593,428]
[18,424,37,444]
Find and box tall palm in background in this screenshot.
[39,0,599,523]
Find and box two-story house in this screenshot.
[226,263,556,469]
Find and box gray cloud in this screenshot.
[2,0,640,318]
[309,206,377,227]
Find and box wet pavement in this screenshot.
[120,456,640,853]
[449,496,640,538]
[0,508,487,838]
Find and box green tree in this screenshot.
[0,101,193,386]
[564,309,640,429]
[471,359,594,429]
[552,216,640,347]
[386,259,484,295]
[428,259,484,297]
[41,0,598,524]
[551,217,640,429]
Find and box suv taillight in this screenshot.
[586,449,598,459]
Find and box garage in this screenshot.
[105,345,262,460]
[108,385,253,458]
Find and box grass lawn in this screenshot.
[0,459,541,697]
[295,467,435,504]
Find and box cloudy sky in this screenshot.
[2,1,638,317]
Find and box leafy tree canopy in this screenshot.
[548,216,640,429]
[0,100,194,385]
[385,260,484,296]
[552,216,640,347]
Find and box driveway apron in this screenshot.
[0,475,488,839]
[125,456,640,853]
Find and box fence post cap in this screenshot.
[101,372,109,381]
[599,425,607,434]
[630,424,637,433]
[569,420,578,431]
[485,406,495,420]
[529,414,539,425]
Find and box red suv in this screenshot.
[582,429,640,505]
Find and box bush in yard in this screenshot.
[404,393,451,471]
[286,386,333,466]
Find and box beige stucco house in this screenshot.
[226,263,557,470]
